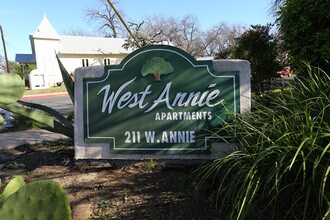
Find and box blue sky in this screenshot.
[0,0,275,61]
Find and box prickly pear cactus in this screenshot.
[0,69,74,138]
[0,114,3,128]
[0,179,72,220]
[0,73,25,106]
[0,176,25,205]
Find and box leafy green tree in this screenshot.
[8,61,20,73]
[141,57,174,81]
[277,0,330,72]
[14,63,36,81]
[234,24,280,88]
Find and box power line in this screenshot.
[5,40,22,54]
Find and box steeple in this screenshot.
[33,14,59,40]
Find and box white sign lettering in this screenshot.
[97,77,224,114]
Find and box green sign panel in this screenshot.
[83,45,240,154]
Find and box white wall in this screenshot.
[32,38,126,88]
[33,38,62,87]
[60,56,125,75]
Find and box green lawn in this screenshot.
[24,85,67,96]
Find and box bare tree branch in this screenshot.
[84,3,243,58]
[84,0,125,38]
[0,54,6,72]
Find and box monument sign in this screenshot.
[75,45,250,159]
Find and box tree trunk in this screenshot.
[153,73,161,82]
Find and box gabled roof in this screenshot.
[59,35,132,55]
[29,15,132,56]
[33,14,59,40]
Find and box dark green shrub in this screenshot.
[234,24,281,88]
[277,0,330,72]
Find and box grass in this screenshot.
[196,65,330,220]
[23,85,67,96]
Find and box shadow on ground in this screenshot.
[0,139,219,220]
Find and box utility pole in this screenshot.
[106,0,142,48]
[0,25,10,73]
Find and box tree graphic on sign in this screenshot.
[141,57,174,81]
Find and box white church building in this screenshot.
[16,15,132,89]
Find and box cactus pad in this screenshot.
[0,114,3,128]
[0,180,72,220]
[0,73,25,105]
[0,176,25,205]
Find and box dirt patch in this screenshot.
[0,139,218,219]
